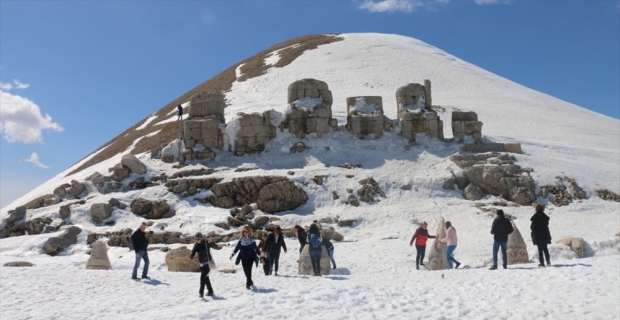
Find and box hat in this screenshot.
[496,209,505,216]
[194,232,203,239]
[421,221,428,226]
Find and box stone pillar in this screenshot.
[298,245,331,276]
[507,221,529,265]
[428,218,448,270]
[424,79,432,109]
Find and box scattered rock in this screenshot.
[3,261,34,267]
[165,247,199,272]
[44,226,82,256]
[90,203,114,224]
[556,237,585,258]
[345,194,360,207]
[337,219,356,227]
[596,189,620,202]
[121,153,147,175]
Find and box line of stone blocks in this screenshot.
[188,92,226,121]
[398,111,444,142]
[395,82,431,111]
[452,111,483,143]
[345,96,389,138]
[183,118,224,150]
[233,112,277,156]
[282,78,337,138]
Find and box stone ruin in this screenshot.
[230,111,277,156]
[396,81,444,142]
[182,92,226,161]
[451,111,482,143]
[280,78,338,138]
[345,96,391,138]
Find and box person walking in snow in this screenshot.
[322,237,337,269]
[190,233,221,298]
[439,221,461,269]
[489,210,514,270]
[530,204,552,267]
[131,222,150,280]
[265,226,287,276]
[409,221,436,270]
[307,223,323,276]
[258,233,270,276]
[294,225,308,254]
[230,226,261,289]
[177,104,183,120]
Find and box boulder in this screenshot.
[43,226,82,256]
[165,247,200,272]
[428,218,448,270]
[257,180,308,213]
[345,194,360,207]
[253,216,270,226]
[337,219,356,227]
[59,205,71,219]
[69,180,86,198]
[86,241,111,270]
[3,261,34,267]
[90,203,114,224]
[6,206,27,224]
[131,198,153,215]
[121,154,147,175]
[463,184,485,201]
[298,245,331,276]
[556,237,585,258]
[507,221,529,265]
[112,163,130,181]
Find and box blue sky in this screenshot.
[1,0,618,209]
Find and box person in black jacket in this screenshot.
[530,204,552,267]
[489,210,514,270]
[177,104,183,120]
[294,225,308,254]
[131,222,150,280]
[190,232,221,298]
[265,226,287,275]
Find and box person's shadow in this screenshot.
[142,279,170,286]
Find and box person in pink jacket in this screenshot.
[439,221,461,269]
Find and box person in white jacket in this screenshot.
[439,221,461,269]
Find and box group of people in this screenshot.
[129,222,337,298]
[408,204,552,271]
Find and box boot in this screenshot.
[489,265,498,270]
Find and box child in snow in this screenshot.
[439,221,461,269]
[230,226,261,289]
[409,221,436,270]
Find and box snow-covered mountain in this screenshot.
[1,33,618,319]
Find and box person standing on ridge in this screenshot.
[530,204,552,267]
[177,104,183,120]
[190,233,220,298]
[489,210,514,270]
[265,226,287,276]
[439,221,461,269]
[409,221,436,270]
[131,222,150,280]
[230,226,261,289]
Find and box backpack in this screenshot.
[309,233,321,249]
[127,232,135,251]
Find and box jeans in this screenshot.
[446,245,459,269]
[327,248,336,268]
[299,244,306,254]
[269,250,281,272]
[132,250,149,278]
[241,258,254,286]
[493,241,508,268]
[199,265,213,296]
[309,248,322,275]
[537,243,550,265]
[415,245,426,266]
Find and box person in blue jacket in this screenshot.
[230,225,261,289]
[177,104,183,120]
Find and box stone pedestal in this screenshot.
[298,245,331,276]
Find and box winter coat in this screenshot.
[297,228,308,246]
[232,237,261,261]
[190,240,220,264]
[491,216,514,242]
[265,233,287,253]
[530,211,552,245]
[321,238,334,251]
[410,227,436,246]
[131,229,149,253]
[440,227,458,246]
[306,231,323,251]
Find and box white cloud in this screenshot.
[0,90,64,143]
[474,0,510,4]
[0,82,12,91]
[25,152,48,169]
[13,80,30,89]
[359,0,423,13]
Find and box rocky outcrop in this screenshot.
[130,198,175,219]
[1,217,60,239]
[357,177,385,202]
[428,218,448,270]
[397,81,443,142]
[69,180,86,198]
[257,180,308,213]
[596,189,620,202]
[230,112,277,156]
[165,178,222,196]
[298,245,331,276]
[121,154,147,175]
[86,241,111,270]
[281,78,337,138]
[451,111,482,143]
[539,176,588,207]
[345,96,389,139]
[44,226,82,256]
[507,221,529,265]
[165,247,200,272]
[90,203,114,224]
[556,237,586,258]
[449,153,537,206]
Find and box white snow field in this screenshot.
[1,33,619,319]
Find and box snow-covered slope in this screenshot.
[1,33,618,319]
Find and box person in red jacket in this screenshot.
[409,221,436,270]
